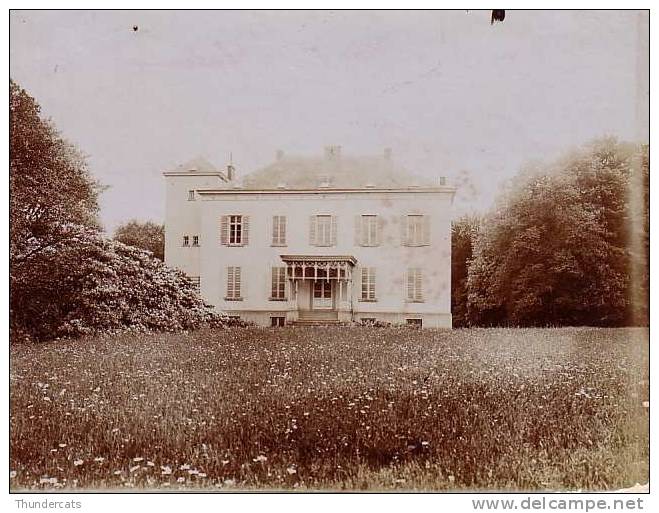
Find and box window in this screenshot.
[356,215,380,246]
[189,276,200,290]
[192,235,199,247]
[360,267,376,301]
[403,214,430,246]
[271,316,286,327]
[361,317,377,325]
[313,280,332,299]
[182,235,189,246]
[220,215,250,246]
[270,267,287,300]
[406,318,423,327]
[226,266,242,300]
[407,268,424,302]
[310,215,336,246]
[188,190,195,201]
[272,216,287,246]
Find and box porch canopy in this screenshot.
[280,254,357,280]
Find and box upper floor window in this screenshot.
[402,214,430,246]
[192,235,199,247]
[407,267,424,302]
[220,215,250,246]
[356,215,380,246]
[272,216,287,246]
[270,267,287,300]
[182,235,189,246]
[360,267,377,301]
[310,215,336,247]
[188,190,195,201]
[226,266,242,300]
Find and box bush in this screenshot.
[10,227,236,341]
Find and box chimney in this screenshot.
[324,145,342,161]
[276,149,285,161]
[227,163,235,181]
[383,147,392,160]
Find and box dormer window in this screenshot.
[192,235,199,247]
[183,235,189,246]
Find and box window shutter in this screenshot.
[415,269,422,300]
[235,267,242,297]
[272,216,278,244]
[401,215,409,246]
[227,266,234,297]
[220,216,229,245]
[309,216,316,246]
[242,216,250,245]
[370,267,376,299]
[280,216,286,245]
[331,216,337,246]
[423,215,430,246]
[355,215,362,246]
[376,216,384,246]
[407,269,414,300]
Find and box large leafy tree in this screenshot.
[113,220,165,260]
[10,79,102,268]
[451,215,480,327]
[466,138,648,327]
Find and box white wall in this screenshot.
[183,189,453,325]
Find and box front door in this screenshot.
[312,280,332,309]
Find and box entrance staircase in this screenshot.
[292,310,340,326]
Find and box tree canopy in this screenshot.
[113,220,165,261]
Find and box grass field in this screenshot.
[10,327,649,491]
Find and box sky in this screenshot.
[10,10,649,232]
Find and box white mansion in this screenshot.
[163,146,455,327]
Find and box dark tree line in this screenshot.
[452,138,649,327]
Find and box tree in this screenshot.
[451,215,480,327]
[466,138,648,327]
[10,80,102,269]
[114,220,165,260]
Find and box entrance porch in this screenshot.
[280,255,357,324]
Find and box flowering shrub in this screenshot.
[10,228,242,341]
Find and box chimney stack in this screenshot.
[227,163,235,181]
[324,145,342,161]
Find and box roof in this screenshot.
[241,149,435,190]
[174,156,218,173]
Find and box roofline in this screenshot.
[196,186,456,195]
[163,171,229,180]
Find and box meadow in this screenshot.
[10,327,649,491]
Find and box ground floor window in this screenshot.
[270,316,286,327]
[406,318,422,327]
[226,266,242,300]
[361,317,377,324]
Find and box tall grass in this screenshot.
[10,327,648,491]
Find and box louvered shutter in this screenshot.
[309,216,316,246]
[242,216,250,245]
[423,215,430,246]
[272,216,278,245]
[415,269,423,301]
[227,266,234,298]
[220,216,229,245]
[331,216,337,246]
[369,267,376,299]
[355,215,362,246]
[401,215,409,246]
[280,216,287,245]
[376,216,384,246]
[235,267,242,298]
[407,269,414,301]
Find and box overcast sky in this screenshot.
[10,10,649,231]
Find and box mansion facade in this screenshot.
[163,146,455,328]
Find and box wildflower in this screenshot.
[147,461,155,467]
[58,443,67,448]
[161,466,172,475]
[177,477,185,483]
[94,457,105,463]
[179,463,190,470]
[286,466,297,475]
[253,455,267,463]
[133,457,144,462]
[113,470,122,475]
[129,465,140,473]
[73,459,84,466]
